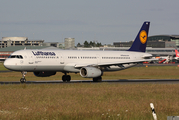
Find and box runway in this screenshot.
[1,79,179,84]
[0,70,12,73]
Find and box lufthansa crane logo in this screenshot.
[140,30,147,44]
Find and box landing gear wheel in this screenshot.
[62,75,67,82]
[93,76,102,82]
[66,75,71,82]
[62,75,71,82]
[20,78,26,83]
[20,71,27,83]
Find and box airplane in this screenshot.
[4,21,153,83]
[174,49,179,60]
[158,56,170,64]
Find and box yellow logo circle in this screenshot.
[140,30,147,44]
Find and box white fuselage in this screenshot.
[4,49,151,72]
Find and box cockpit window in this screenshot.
[19,55,23,59]
[9,55,23,59]
[11,55,16,58]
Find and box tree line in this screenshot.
[77,41,102,47]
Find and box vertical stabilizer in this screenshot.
[128,21,150,52]
[175,49,179,57]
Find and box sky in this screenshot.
[0,0,179,45]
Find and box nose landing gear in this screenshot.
[20,71,27,83]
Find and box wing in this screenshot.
[74,58,156,68]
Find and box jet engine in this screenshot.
[33,71,56,77]
[80,67,102,78]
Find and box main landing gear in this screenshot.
[93,76,102,82]
[62,73,71,82]
[20,71,27,83]
[62,73,102,82]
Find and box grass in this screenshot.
[0,84,179,120]
[1,63,179,119]
[0,62,7,71]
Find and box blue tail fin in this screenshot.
[128,21,150,52]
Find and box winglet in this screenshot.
[128,21,150,52]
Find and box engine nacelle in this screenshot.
[33,71,56,77]
[80,67,102,78]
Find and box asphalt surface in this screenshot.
[1,79,179,84]
[0,70,12,73]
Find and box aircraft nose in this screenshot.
[3,59,11,70]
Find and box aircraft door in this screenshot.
[27,51,34,64]
[96,54,100,64]
[59,52,64,64]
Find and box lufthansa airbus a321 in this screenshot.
[4,21,153,83]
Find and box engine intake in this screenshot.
[33,71,56,77]
[80,67,102,78]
